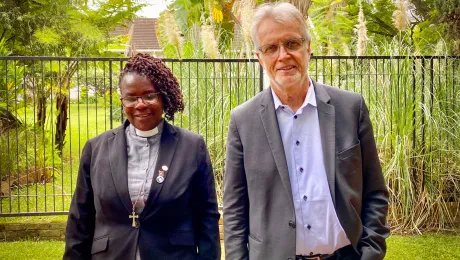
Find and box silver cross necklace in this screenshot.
[128,149,157,228]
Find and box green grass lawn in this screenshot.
[0,234,458,259]
[385,234,460,259]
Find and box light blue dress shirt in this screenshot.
[271,79,351,255]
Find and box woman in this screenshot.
[64,53,220,260]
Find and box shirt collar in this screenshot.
[271,78,317,110]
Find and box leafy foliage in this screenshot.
[1,0,143,153]
[159,0,458,56]
[309,0,355,55]
[159,0,237,58]
[0,125,61,179]
[0,0,143,57]
[307,0,459,55]
[0,39,26,109]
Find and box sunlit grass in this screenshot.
[0,234,458,259]
[0,240,65,260]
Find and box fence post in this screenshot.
[420,58,426,194]
[259,64,264,92]
[411,57,417,194]
[109,60,113,129]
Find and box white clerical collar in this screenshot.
[132,120,162,137]
[135,127,158,137]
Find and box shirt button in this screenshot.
[288,221,296,228]
[294,115,297,119]
[303,195,307,201]
[296,140,300,145]
[281,106,285,109]
[300,167,304,172]
[307,224,311,229]
[310,252,314,256]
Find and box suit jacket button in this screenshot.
[288,221,296,228]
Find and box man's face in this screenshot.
[120,73,164,131]
[255,18,311,92]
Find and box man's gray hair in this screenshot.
[250,2,311,48]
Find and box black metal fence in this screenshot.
[0,56,459,216]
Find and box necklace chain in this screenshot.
[127,127,161,227]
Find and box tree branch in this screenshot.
[367,13,397,37]
[408,0,430,20]
[0,30,6,43]
[217,0,241,26]
[5,36,15,44]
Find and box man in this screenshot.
[223,2,389,260]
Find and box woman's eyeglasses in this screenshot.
[120,92,160,107]
[258,38,306,56]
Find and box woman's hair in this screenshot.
[119,53,184,121]
[250,2,311,47]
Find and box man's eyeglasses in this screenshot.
[120,92,160,107]
[258,38,306,56]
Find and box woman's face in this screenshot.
[119,73,164,131]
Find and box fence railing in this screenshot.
[0,56,459,218]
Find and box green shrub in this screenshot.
[0,125,61,180]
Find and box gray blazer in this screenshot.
[223,81,389,260]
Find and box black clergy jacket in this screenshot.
[64,120,221,260]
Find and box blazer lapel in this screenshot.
[108,121,133,214]
[314,81,337,206]
[142,121,178,214]
[259,88,293,203]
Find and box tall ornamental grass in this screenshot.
[166,60,262,200]
[1,55,458,234]
[310,55,460,233]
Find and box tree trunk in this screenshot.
[55,93,68,154]
[54,61,77,155]
[37,95,46,128]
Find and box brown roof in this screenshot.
[131,18,160,50]
[111,18,249,56]
[110,18,161,52]
[109,24,129,37]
